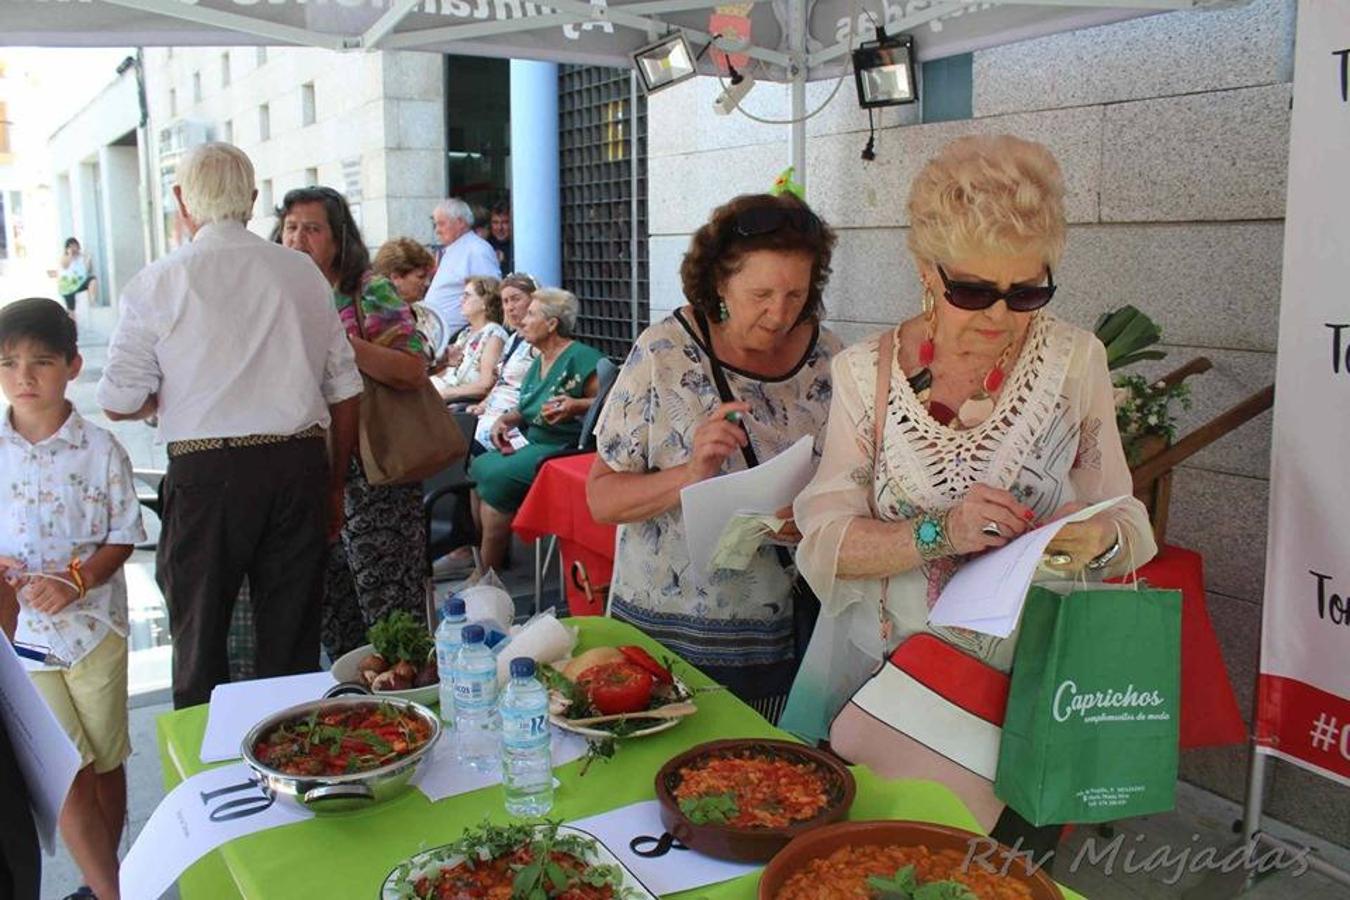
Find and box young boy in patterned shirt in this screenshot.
[0,298,144,900]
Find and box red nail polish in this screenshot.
[1022,510,1035,521]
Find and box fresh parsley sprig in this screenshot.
[866,864,977,900]
[677,792,739,825]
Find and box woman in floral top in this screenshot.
[433,275,509,404]
[468,289,602,573]
[587,193,843,719]
[278,187,431,656]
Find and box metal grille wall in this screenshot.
[559,65,648,360]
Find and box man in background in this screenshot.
[424,198,501,336]
[97,142,363,709]
[489,200,513,272]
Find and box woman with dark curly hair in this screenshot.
[586,192,843,717]
[276,187,431,658]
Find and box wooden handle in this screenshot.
[564,701,699,728]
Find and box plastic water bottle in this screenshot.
[452,625,501,773]
[435,598,468,726]
[499,657,554,817]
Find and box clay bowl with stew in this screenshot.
[654,738,855,863]
[758,819,1064,900]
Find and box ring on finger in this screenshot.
[1045,552,1073,567]
[981,521,1003,537]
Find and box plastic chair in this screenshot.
[423,411,480,576]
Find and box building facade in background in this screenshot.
[139,47,650,348]
[143,46,448,251]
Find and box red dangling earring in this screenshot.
[919,285,936,368]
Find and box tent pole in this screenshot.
[630,70,640,343]
[787,0,807,186]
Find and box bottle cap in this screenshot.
[461,624,485,644]
[445,597,466,618]
[509,657,536,679]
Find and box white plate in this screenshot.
[548,676,694,740]
[380,824,658,899]
[330,643,439,707]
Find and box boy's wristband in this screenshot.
[67,558,87,598]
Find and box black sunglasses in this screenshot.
[732,206,822,238]
[937,264,1056,312]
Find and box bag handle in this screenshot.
[1068,519,1140,592]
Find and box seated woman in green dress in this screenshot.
[468,288,603,572]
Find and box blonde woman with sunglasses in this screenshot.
[780,135,1157,857]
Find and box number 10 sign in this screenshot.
[120,762,311,899]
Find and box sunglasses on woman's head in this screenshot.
[503,272,539,292]
[732,206,822,238]
[937,264,1056,312]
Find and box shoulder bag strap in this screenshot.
[873,328,896,640]
[692,307,761,469]
[873,328,894,483]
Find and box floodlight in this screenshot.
[852,29,917,109]
[632,32,697,95]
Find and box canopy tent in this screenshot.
[1,0,1250,180]
[3,1,1246,79]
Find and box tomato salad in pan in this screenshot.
[252,702,435,776]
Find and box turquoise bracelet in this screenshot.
[913,509,955,561]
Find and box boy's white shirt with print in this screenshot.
[1,407,145,669]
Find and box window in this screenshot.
[192,71,202,103]
[256,47,268,66]
[304,167,319,187]
[920,53,973,124]
[221,53,231,87]
[223,119,233,143]
[259,179,274,216]
[169,88,177,117]
[258,103,270,141]
[300,82,316,127]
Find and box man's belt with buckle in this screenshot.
[166,424,325,458]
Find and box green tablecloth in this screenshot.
[156,617,1080,899]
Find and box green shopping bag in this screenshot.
[994,583,1181,826]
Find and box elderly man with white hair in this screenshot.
[425,197,502,336]
[97,142,363,708]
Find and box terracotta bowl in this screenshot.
[654,738,856,863]
[757,819,1064,900]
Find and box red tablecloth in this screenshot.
[1113,544,1248,750]
[513,452,617,616]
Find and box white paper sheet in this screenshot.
[567,800,759,895]
[680,435,816,579]
[119,761,311,900]
[0,637,81,854]
[928,496,1129,637]
[413,726,589,802]
[199,671,336,763]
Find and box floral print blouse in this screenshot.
[593,311,842,670]
[335,275,427,357]
[3,408,146,669]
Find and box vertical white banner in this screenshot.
[1256,0,1350,786]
